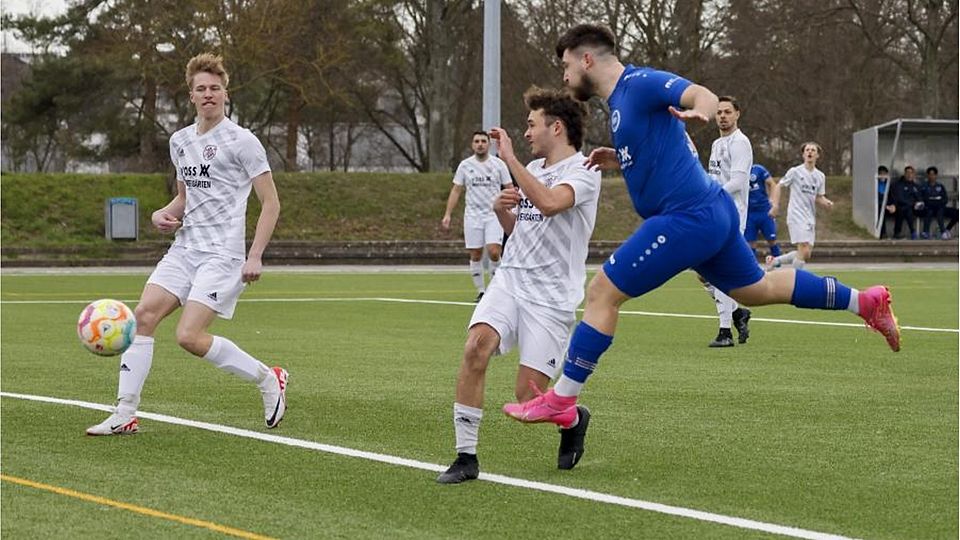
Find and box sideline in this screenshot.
[1,391,857,540]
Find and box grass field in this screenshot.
[1,267,956,539]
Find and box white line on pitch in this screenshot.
[1,391,857,540]
[2,296,956,334]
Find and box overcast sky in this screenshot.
[2,0,68,53]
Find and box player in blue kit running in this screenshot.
[503,23,901,428]
[745,164,782,259]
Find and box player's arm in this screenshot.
[816,194,834,209]
[723,140,751,196]
[243,171,281,282]
[155,144,188,233]
[765,177,780,217]
[488,127,575,217]
[670,84,719,125]
[441,184,463,230]
[493,186,520,235]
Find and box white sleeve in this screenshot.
[498,159,512,187]
[817,173,826,195]
[557,164,601,207]
[169,137,183,182]
[778,167,796,187]
[238,131,271,179]
[723,138,752,196]
[452,162,466,186]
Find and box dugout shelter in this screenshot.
[852,118,959,238]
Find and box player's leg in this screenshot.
[696,273,735,347]
[504,210,724,424]
[766,221,808,270]
[761,214,781,257]
[704,233,901,352]
[438,289,513,484]
[86,283,181,436]
[483,218,504,279]
[182,255,288,428]
[464,217,486,299]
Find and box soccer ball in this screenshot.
[77,299,137,356]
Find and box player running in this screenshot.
[502,23,900,432]
[745,164,782,260]
[86,53,287,436]
[765,143,833,270]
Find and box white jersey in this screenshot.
[452,155,512,221]
[168,117,271,259]
[708,129,752,231]
[779,164,825,226]
[497,152,601,312]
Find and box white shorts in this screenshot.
[147,245,245,319]
[468,282,575,378]
[464,216,504,249]
[787,220,816,246]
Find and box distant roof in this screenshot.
[871,118,959,133]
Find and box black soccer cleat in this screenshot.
[436,453,480,484]
[475,292,485,303]
[558,406,591,470]
[709,329,735,348]
[732,308,751,344]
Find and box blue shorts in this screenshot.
[744,210,778,243]
[603,190,764,297]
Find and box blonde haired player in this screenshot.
[87,53,288,435]
[766,142,833,270]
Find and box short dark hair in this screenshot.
[877,165,889,173]
[523,86,587,150]
[556,24,616,59]
[904,165,915,172]
[471,131,489,141]
[718,96,740,112]
[927,166,938,174]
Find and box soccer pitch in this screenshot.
[2,267,957,539]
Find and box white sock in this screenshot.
[203,336,271,385]
[115,335,154,416]
[791,256,806,269]
[847,289,860,314]
[489,258,500,279]
[453,402,483,454]
[714,289,737,329]
[775,251,797,267]
[553,375,583,398]
[469,260,485,292]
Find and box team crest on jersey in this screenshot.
[203,145,217,161]
[610,109,621,133]
[177,147,185,157]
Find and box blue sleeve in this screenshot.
[627,68,692,110]
[753,165,769,182]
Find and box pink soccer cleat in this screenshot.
[858,286,901,352]
[503,385,579,428]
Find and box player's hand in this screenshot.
[823,199,835,209]
[152,210,181,233]
[584,147,620,171]
[768,206,779,218]
[668,106,710,124]
[241,257,263,283]
[886,205,896,213]
[441,215,451,231]
[494,186,521,211]
[488,127,515,162]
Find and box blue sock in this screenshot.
[770,243,782,257]
[790,270,852,310]
[563,322,613,383]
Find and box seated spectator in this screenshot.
[876,165,895,239]
[891,166,923,240]
[920,166,949,239]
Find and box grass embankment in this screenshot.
[0,172,868,248]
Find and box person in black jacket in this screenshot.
[920,166,949,239]
[891,166,923,240]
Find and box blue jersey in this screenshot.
[607,65,720,219]
[748,164,772,213]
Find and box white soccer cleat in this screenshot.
[85,413,139,436]
[262,366,288,429]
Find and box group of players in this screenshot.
[86,24,902,488]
